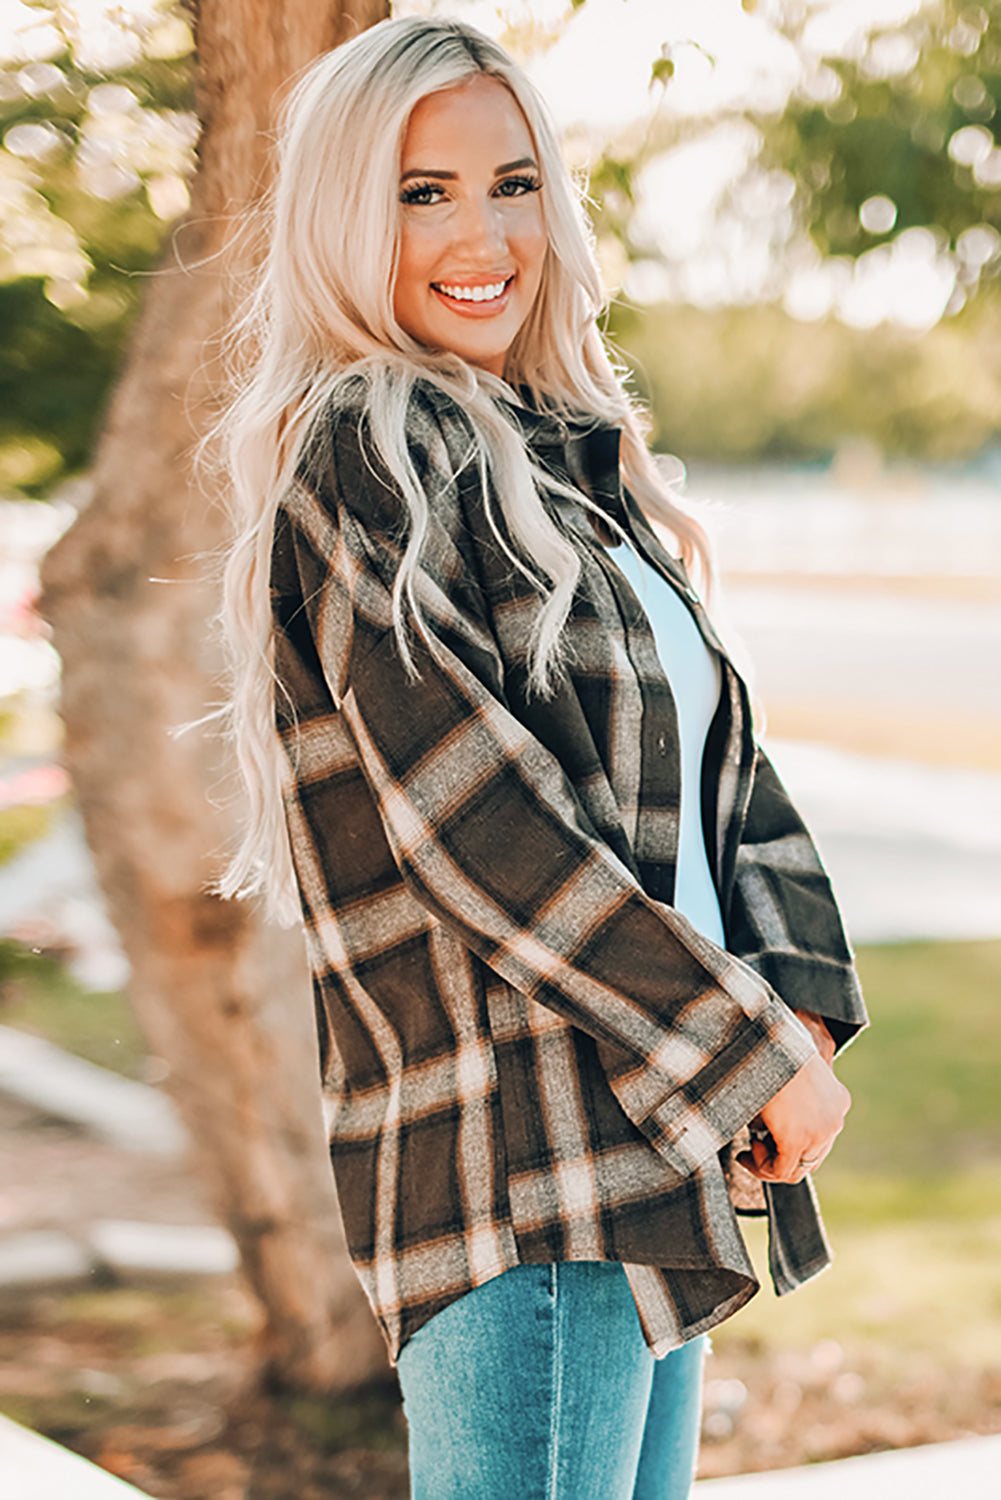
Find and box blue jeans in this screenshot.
[396,1261,707,1499]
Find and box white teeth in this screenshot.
[435,279,509,302]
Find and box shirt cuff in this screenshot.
[620,994,819,1177]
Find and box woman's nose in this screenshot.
[454,194,507,259]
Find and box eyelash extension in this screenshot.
[398,182,445,206]
[399,173,543,205]
[497,174,543,196]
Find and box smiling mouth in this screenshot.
[431,275,514,305]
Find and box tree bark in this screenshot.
[38,0,390,1392]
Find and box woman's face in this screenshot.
[393,73,548,378]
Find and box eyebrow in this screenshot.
[399,157,538,182]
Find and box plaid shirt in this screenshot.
[270,374,868,1366]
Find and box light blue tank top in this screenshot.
[610,541,726,947]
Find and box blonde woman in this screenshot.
[214,16,867,1498]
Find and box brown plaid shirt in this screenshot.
[270,374,868,1366]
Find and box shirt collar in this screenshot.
[488,381,629,529]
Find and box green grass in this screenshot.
[714,1210,1001,1366]
[833,939,1001,1183]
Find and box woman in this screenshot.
[213,16,867,1498]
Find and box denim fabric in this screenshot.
[396,1261,707,1499]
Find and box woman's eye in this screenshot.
[495,174,542,197]
[399,175,542,206]
[399,182,444,206]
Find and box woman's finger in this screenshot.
[737,1132,836,1184]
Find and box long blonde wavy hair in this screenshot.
[210,15,716,927]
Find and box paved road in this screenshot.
[727,584,1001,732]
[721,579,1001,943]
[761,739,1001,945]
[687,464,1001,760]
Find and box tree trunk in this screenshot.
[38,0,390,1392]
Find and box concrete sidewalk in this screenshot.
[694,1432,1001,1496]
[0,1414,152,1499]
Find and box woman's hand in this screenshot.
[736,1049,851,1185]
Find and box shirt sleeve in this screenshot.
[288,397,820,1179]
[727,743,870,1055]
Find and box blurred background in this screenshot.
[0,1,998,1496]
